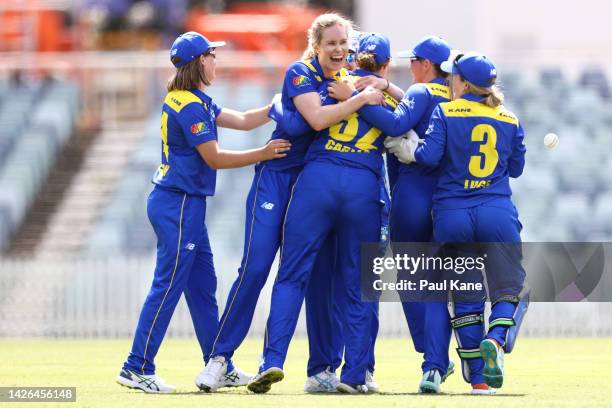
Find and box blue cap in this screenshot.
[170,31,226,68]
[441,52,497,87]
[397,35,451,64]
[358,32,391,65]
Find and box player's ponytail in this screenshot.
[465,81,504,108]
[356,53,388,74]
[301,13,354,62]
[432,63,449,80]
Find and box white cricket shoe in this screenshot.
[336,382,369,394]
[195,355,228,392]
[304,368,339,393]
[247,367,284,394]
[217,366,253,388]
[365,370,380,393]
[418,369,442,394]
[116,368,175,394]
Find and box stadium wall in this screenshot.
[0,258,610,338]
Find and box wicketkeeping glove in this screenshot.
[384,130,423,164]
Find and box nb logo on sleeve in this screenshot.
[185,243,196,250]
[261,202,275,210]
[406,97,416,110]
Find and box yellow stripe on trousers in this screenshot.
[267,172,301,349]
[210,165,266,357]
[141,192,187,374]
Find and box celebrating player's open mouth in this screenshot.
[330,54,345,64]
[323,51,348,72]
[313,22,349,77]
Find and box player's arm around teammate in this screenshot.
[194,13,383,394]
[328,36,452,195]
[350,67,405,101]
[331,36,459,394]
[265,34,387,393]
[389,52,527,394]
[248,32,395,395]
[116,31,289,395]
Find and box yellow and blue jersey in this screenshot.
[152,88,222,196]
[305,68,398,176]
[415,93,526,209]
[266,57,343,171]
[357,77,450,178]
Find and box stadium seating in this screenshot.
[1,68,611,256]
[0,78,79,250]
[85,119,159,255]
[84,69,612,254]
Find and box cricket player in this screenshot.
[267,29,388,394]
[116,31,290,394]
[248,32,394,395]
[386,52,528,394]
[332,35,457,393]
[195,14,383,393]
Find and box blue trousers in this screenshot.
[209,164,343,376]
[262,162,381,385]
[307,252,378,376]
[390,171,452,375]
[306,166,387,376]
[433,197,525,384]
[305,234,343,376]
[124,186,234,375]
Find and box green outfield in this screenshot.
[0,337,610,407]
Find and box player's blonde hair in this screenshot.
[301,13,354,62]
[167,56,211,92]
[465,81,504,108]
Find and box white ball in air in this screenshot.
[543,132,559,148]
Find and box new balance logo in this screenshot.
[186,243,196,250]
[261,202,274,210]
[406,96,416,110]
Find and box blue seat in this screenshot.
[579,66,610,100]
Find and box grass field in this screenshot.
[1,337,610,407]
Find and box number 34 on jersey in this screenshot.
[325,111,382,153]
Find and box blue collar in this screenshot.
[462,92,485,102]
[310,57,327,79]
[430,77,447,86]
[352,68,381,78]
[190,88,212,104]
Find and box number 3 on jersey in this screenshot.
[468,124,499,177]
